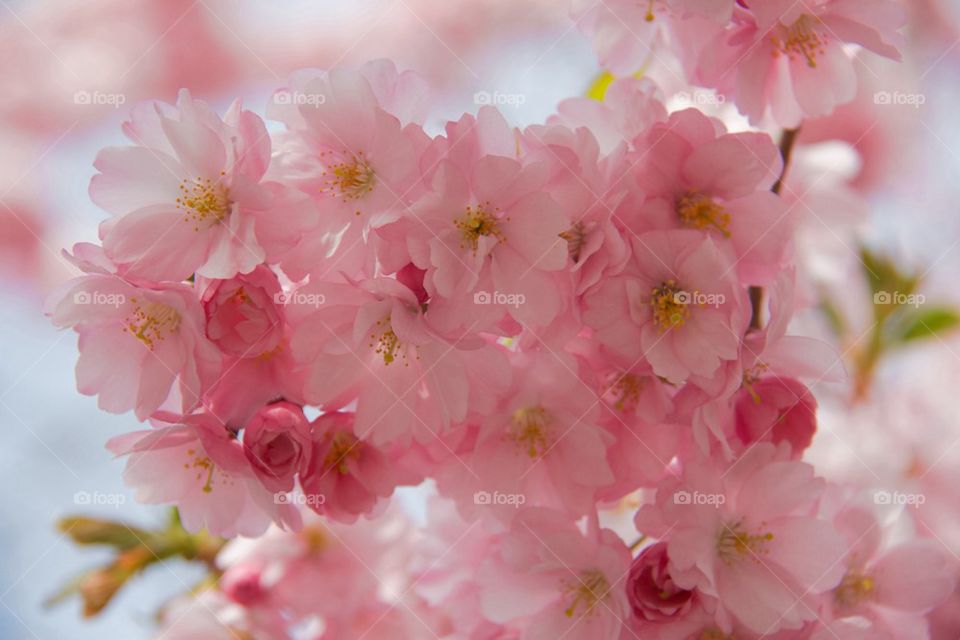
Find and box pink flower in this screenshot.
[92,89,318,281]
[627,542,695,622]
[217,509,414,622]
[695,0,906,127]
[582,229,750,383]
[573,0,735,76]
[300,411,419,523]
[550,77,668,155]
[635,444,847,634]
[286,276,510,445]
[200,266,284,357]
[265,62,428,280]
[735,375,817,457]
[220,565,268,607]
[478,507,631,640]
[242,401,312,493]
[412,498,503,639]
[827,504,956,632]
[46,274,220,421]
[436,353,615,520]
[518,119,632,300]
[399,109,571,328]
[624,108,790,285]
[107,411,299,537]
[201,337,307,428]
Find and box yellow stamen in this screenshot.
[176,173,230,231]
[509,406,552,458]
[559,221,587,262]
[834,571,875,606]
[645,0,657,21]
[649,280,690,331]
[741,363,770,403]
[677,191,731,237]
[123,298,181,350]
[322,431,362,475]
[321,150,375,206]
[717,520,774,564]
[562,569,610,618]
[183,449,218,493]
[368,317,418,366]
[606,372,642,412]
[302,526,327,554]
[773,14,827,68]
[454,203,505,253]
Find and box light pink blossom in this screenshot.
[107,411,299,537]
[92,89,318,281]
[582,229,750,383]
[47,274,220,420]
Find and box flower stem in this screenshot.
[750,126,802,330]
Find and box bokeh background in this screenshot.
[2,0,960,637]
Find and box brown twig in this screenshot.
[749,126,801,330]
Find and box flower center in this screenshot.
[509,406,552,458]
[716,520,774,564]
[644,0,659,21]
[773,14,827,68]
[302,526,328,554]
[322,431,362,475]
[676,192,731,237]
[559,221,587,262]
[123,299,181,350]
[368,317,416,366]
[177,173,231,230]
[834,571,875,607]
[650,280,690,331]
[741,363,770,402]
[454,203,505,253]
[183,448,217,493]
[322,151,375,206]
[605,372,642,412]
[562,569,610,618]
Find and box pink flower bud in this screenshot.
[627,542,694,623]
[202,266,283,357]
[243,401,311,493]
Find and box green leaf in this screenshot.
[818,292,846,338]
[860,246,917,298]
[58,517,151,550]
[891,307,960,344]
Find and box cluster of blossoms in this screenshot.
[574,0,906,128]
[46,1,955,637]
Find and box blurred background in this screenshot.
[2,0,960,637]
